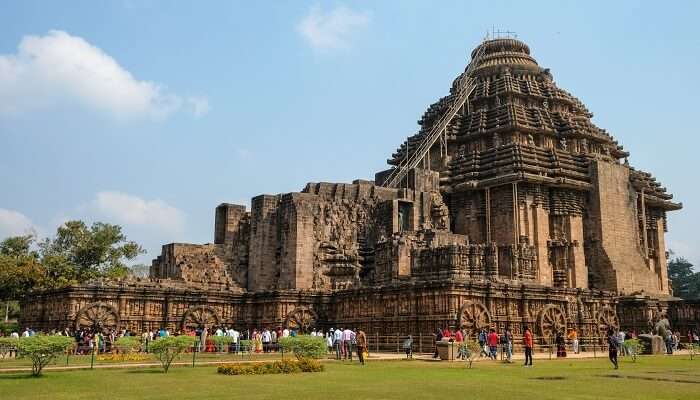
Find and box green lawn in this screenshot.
[1,356,699,400]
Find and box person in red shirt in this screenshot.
[523,326,534,366]
[454,329,464,343]
[487,328,499,360]
[442,327,452,339]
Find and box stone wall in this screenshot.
[587,161,664,295]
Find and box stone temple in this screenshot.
[22,38,699,340]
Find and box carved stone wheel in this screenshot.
[538,305,567,339]
[458,301,491,337]
[182,306,219,330]
[285,307,317,333]
[75,302,119,333]
[596,306,620,336]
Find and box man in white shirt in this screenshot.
[282,328,290,338]
[334,328,343,360]
[262,328,272,353]
[342,328,353,360]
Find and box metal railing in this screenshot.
[381,41,486,188]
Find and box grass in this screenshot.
[1,356,699,399]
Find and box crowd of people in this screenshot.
[426,325,700,369]
[3,324,699,369]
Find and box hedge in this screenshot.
[217,358,323,375]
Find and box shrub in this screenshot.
[239,339,252,353]
[209,335,233,352]
[279,335,326,359]
[14,335,74,376]
[624,338,644,362]
[217,359,324,375]
[684,342,700,360]
[96,353,148,362]
[296,357,323,372]
[114,336,143,354]
[0,337,18,359]
[149,335,196,373]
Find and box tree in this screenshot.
[14,335,74,376]
[461,341,482,369]
[668,256,700,299]
[149,336,196,373]
[128,263,150,279]
[0,236,45,321]
[38,221,145,287]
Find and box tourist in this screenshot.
[502,327,513,363]
[403,335,413,359]
[334,327,343,360]
[607,329,619,369]
[356,329,368,365]
[672,331,680,351]
[282,327,290,338]
[231,327,240,353]
[326,329,334,353]
[617,329,625,356]
[487,328,498,360]
[478,329,488,357]
[523,326,533,367]
[254,329,263,353]
[433,327,443,358]
[693,330,699,345]
[262,328,271,353]
[568,328,579,354]
[442,326,452,340]
[342,327,353,360]
[454,328,464,344]
[555,331,566,358]
[270,327,278,352]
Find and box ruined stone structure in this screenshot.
[22,37,698,341]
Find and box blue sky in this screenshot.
[0,1,698,267]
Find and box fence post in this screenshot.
[396,333,400,353]
[192,341,198,367]
[549,337,552,360]
[90,346,95,369]
[593,338,597,358]
[419,332,423,354]
[376,332,379,353]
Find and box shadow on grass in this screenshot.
[600,374,700,384]
[125,368,166,374]
[0,373,42,380]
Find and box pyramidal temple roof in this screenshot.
[385,37,680,210]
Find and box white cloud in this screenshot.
[297,5,371,50]
[93,191,185,235]
[0,30,208,119]
[0,208,37,239]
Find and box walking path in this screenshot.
[0,349,692,373]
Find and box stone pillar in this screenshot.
[568,216,588,289]
[533,205,551,286]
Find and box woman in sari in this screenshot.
[254,330,263,353]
